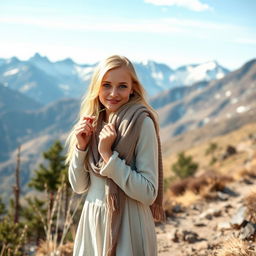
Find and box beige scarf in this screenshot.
[87,100,165,256]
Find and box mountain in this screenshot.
[0,57,65,103]
[2,57,254,202]
[134,60,175,95]
[0,83,42,114]
[155,59,256,138]
[0,98,79,161]
[0,54,229,104]
[169,60,229,87]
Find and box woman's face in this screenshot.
[99,66,133,117]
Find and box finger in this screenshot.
[82,122,94,131]
[105,125,116,135]
[76,128,90,136]
[76,124,90,133]
[106,123,116,132]
[100,129,108,137]
[80,120,94,129]
[103,126,113,135]
[76,126,93,135]
[82,116,96,124]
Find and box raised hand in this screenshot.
[98,123,117,163]
[75,116,96,150]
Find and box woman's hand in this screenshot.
[75,116,95,151]
[98,123,117,163]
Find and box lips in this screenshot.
[107,99,120,104]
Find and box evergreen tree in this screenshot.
[0,196,6,217]
[29,140,66,210]
[0,216,27,256]
[172,152,198,179]
[21,197,46,245]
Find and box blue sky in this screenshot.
[0,0,255,69]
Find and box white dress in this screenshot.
[69,117,158,256]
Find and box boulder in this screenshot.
[231,206,248,228]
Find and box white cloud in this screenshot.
[144,0,212,11]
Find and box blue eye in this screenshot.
[119,84,128,89]
[102,83,111,88]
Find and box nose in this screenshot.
[110,87,118,97]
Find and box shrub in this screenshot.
[169,178,192,196]
[244,192,256,223]
[172,152,198,179]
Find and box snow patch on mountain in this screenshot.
[75,66,94,81]
[236,105,250,113]
[225,90,232,97]
[170,61,229,87]
[3,68,20,76]
[20,83,36,92]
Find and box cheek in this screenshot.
[123,92,131,102]
[98,91,105,105]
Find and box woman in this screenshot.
[66,55,165,256]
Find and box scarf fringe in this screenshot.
[150,204,166,222]
[107,193,119,213]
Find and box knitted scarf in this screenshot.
[87,100,165,256]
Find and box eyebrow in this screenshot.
[102,80,128,84]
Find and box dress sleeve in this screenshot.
[100,117,158,206]
[68,147,90,194]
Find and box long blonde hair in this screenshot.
[65,55,157,164]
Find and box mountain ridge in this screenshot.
[0,53,229,104]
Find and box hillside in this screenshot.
[156,59,256,140]
[158,121,256,255]
[0,83,42,114]
[0,58,254,202]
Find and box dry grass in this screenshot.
[168,171,233,197]
[214,237,256,256]
[187,175,209,194]
[169,178,192,196]
[244,191,256,224]
[36,241,73,256]
[34,181,84,256]
[163,171,235,211]
[172,190,201,207]
[237,158,256,180]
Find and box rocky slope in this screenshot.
[157,122,256,256]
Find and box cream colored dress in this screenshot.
[69,117,158,256]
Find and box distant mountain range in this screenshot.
[0,55,255,202]
[0,53,229,104]
[152,59,256,139]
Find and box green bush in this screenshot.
[0,216,27,255]
[172,152,198,179]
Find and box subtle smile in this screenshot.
[107,99,121,104]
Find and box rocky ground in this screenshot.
[156,176,256,256]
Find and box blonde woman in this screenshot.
[66,55,165,256]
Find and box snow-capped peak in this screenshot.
[170,60,229,87]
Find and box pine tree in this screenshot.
[0,196,6,218]
[21,197,46,245]
[0,216,27,256]
[172,152,198,179]
[29,140,66,210]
